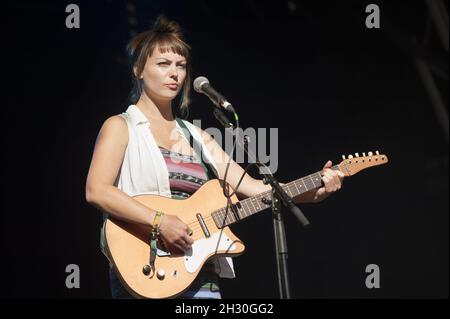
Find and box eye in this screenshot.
[177,64,187,69]
[157,62,169,66]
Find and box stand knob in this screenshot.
[157,269,165,280]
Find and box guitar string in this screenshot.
[168,166,342,232]
[157,161,385,239]
[182,176,325,231]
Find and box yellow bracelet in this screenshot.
[152,211,164,235]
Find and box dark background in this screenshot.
[1,0,448,298]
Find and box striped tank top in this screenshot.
[159,146,221,299]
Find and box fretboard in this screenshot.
[211,165,340,228]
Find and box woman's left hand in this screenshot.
[312,160,345,202]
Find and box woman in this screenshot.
[85,15,344,299]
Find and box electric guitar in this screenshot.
[103,151,388,298]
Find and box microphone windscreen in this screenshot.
[193,76,209,93]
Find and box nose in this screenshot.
[169,64,178,81]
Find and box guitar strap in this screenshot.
[176,118,217,181]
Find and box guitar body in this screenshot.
[104,179,245,299]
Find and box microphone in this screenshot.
[193,76,235,113]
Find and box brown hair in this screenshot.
[127,15,192,117]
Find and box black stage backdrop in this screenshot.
[1,0,448,299]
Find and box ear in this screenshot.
[133,66,143,79]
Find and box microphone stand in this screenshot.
[213,108,310,299]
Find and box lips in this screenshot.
[165,84,178,90]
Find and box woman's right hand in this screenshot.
[157,214,194,254]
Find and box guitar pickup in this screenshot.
[196,213,210,238]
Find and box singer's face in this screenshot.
[140,46,187,102]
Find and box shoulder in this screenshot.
[182,120,215,144]
[102,115,127,130]
[98,115,128,144]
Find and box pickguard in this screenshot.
[184,232,236,273]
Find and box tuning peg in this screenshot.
[362,152,366,157]
[376,150,379,155]
[348,154,354,159]
[355,153,359,157]
[368,152,373,156]
[342,155,346,160]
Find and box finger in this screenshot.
[333,171,343,183]
[333,173,341,186]
[322,160,332,170]
[183,234,194,245]
[324,175,336,192]
[332,179,341,190]
[323,168,336,178]
[323,171,333,182]
[174,245,186,255]
[184,226,194,240]
[324,180,334,192]
[316,187,326,197]
[166,241,184,255]
[329,176,340,191]
[175,239,189,252]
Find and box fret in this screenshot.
[311,173,322,188]
[213,209,221,227]
[220,208,229,226]
[224,208,234,225]
[250,196,259,212]
[217,208,225,226]
[241,200,252,217]
[304,176,314,190]
[292,181,300,195]
[256,195,263,211]
[284,184,293,197]
[296,179,305,192]
[247,199,257,216]
[249,197,258,212]
[301,178,308,191]
[307,175,314,189]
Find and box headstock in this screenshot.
[338,151,389,176]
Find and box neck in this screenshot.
[136,92,174,123]
[211,166,341,228]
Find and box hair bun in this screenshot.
[153,14,182,36]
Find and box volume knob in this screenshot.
[142,264,151,276]
[157,269,165,280]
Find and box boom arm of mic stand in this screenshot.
[212,108,310,227]
[213,108,234,129]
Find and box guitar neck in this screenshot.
[212,165,340,228]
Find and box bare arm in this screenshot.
[192,126,268,198]
[86,116,193,252]
[85,116,157,227]
[195,127,343,203]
